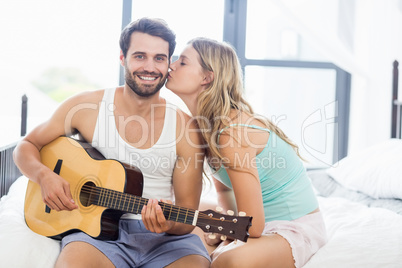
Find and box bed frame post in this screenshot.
[0,94,27,197]
[21,94,28,137]
[391,60,400,139]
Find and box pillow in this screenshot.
[308,170,402,215]
[0,176,60,268]
[326,139,402,199]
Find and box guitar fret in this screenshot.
[122,192,128,211]
[114,189,120,209]
[106,189,111,208]
[99,188,104,206]
[129,195,135,213]
[183,209,188,224]
[120,193,124,210]
[113,190,118,209]
[125,194,129,212]
[133,196,138,213]
[123,196,129,211]
[129,196,133,212]
[187,209,195,225]
[135,197,143,214]
[108,189,113,208]
[106,188,110,207]
[168,204,172,220]
[106,188,109,207]
[130,196,134,213]
[131,196,135,212]
[127,196,135,212]
[176,207,180,222]
[118,191,122,210]
[125,195,130,212]
[102,188,106,207]
[97,188,101,206]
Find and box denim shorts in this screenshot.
[61,219,210,268]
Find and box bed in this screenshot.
[0,61,401,267]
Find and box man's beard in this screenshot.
[125,66,167,97]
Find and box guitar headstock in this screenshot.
[196,209,252,242]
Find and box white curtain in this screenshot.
[269,0,402,154]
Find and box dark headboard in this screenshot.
[0,142,22,197]
[0,94,26,197]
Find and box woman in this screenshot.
[166,37,327,268]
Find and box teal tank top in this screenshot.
[212,124,318,222]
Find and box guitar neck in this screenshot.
[90,185,198,226]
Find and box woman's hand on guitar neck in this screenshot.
[141,199,175,233]
[38,169,78,211]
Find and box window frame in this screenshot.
[223,0,351,162]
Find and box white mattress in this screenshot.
[1,176,402,267]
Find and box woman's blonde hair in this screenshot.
[189,37,303,163]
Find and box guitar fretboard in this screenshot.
[89,186,197,225]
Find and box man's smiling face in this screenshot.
[122,32,170,97]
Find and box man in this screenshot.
[13,18,210,268]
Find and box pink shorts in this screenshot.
[263,212,327,268]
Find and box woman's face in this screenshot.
[166,44,207,100]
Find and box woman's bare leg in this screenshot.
[211,234,295,268]
[166,254,210,268]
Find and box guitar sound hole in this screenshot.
[80,181,96,207]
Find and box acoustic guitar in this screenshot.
[24,137,252,242]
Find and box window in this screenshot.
[1,0,350,163]
[0,0,123,146]
[224,0,350,166]
[245,66,337,166]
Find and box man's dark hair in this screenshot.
[119,17,176,59]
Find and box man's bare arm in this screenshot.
[13,91,101,211]
[141,110,205,235]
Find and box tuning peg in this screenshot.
[208,233,216,239]
[227,210,234,216]
[238,211,246,216]
[220,235,227,241]
[216,206,223,212]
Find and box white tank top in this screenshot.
[91,88,177,218]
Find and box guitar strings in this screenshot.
[79,185,249,240]
[80,184,214,221]
[79,184,239,222]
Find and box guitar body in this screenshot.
[24,137,144,240]
[25,137,252,242]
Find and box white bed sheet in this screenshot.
[0,176,59,268]
[304,196,402,268]
[1,176,402,268]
